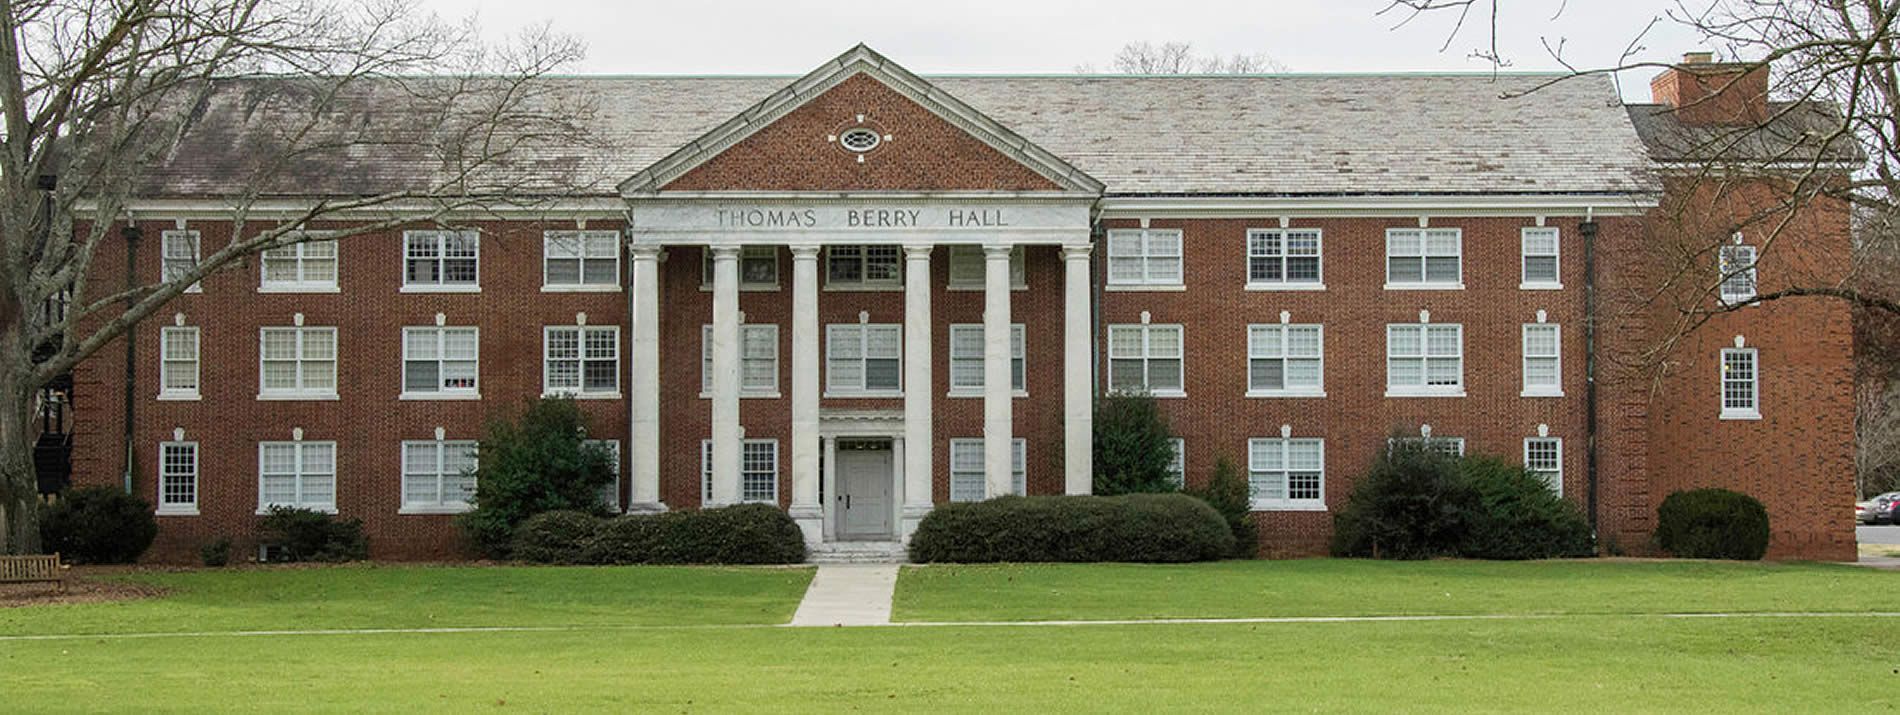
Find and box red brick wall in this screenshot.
[1649,62,1770,125]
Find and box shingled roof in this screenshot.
[140,71,1661,199]
[1624,100,1863,166]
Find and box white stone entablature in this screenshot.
[625,193,1095,246]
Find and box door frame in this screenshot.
[818,409,906,543]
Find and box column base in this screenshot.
[899,504,933,543]
[623,501,669,515]
[790,504,824,546]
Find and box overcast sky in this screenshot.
[425,0,1708,100]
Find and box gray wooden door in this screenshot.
[837,445,893,539]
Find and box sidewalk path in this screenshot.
[789,565,899,626]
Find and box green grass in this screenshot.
[894,559,1900,622]
[0,564,813,636]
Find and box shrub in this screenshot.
[1092,391,1179,495]
[1187,455,1257,558]
[1458,456,1594,560]
[199,537,233,567]
[1656,488,1770,560]
[908,493,1233,563]
[38,486,158,564]
[511,510,603,564]
[258,506,369,562]
[517,504,807,565]
[1330,442,1475,560]
[458,398,617,558]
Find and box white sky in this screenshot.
[426,0,1710,101]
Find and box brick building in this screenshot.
[56,46,1858,561]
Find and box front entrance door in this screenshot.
[836,440,894,540]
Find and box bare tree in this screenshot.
[0,0,590,554]
[1078,41,1287,74]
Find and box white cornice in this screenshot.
[1096,193,1659,218]
[82,198,627,221]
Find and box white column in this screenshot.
[821,436,839,541]
[708,245,743,507]
[789,245,822,542]
[1062,244,1094,495]
[982,244,1014,498]
[902,245,934,531]
[628,245,665,512]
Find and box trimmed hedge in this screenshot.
[512,504,806,565]
[1460,456,1595,560]
[1332,444,1594,560]
[258,506,369,562]
[1656,488,1770,560]
[39,486,158,564]
[908,493,1234,563]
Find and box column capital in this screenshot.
[789,244,822,259]
[903,244,934,259]
[982,243,1014,259]
[1061,244,1094,261]
[629,244,664,261]
[709,245,743,259]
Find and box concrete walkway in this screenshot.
[789,564,899,627]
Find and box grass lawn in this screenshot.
[895,559,1900,622]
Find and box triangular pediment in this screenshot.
[618,45,1103,195]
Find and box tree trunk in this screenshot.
[0,370,41,555]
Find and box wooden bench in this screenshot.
[0,553,68,593]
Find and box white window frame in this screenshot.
[402,326,480,399]
[1520,227,1561,289]
[947,324,1026,396]
[256,440,337,513]
[1106,323,1185,397]
[543,325,621,398]
[1720,347,1762,420]
[1105,228,1184,289]
[1245,228,1324,290]
[945,246,1027,290]
[162,229,203,293]
[159,326,201,400]
[257,326,338,400]
[948,438,1027,502]
[825,323,903,396]
[259,238,339,293]
[1521,323,1563,397]
[1247,324,1325,397]
[157,441,199,515]
[1247,437,1326,511]
[543,230,622,292]
[699,439,781,504]
[824,245,901,290]
[1719,242,1759,305]
[701,324,781,398]
[399,439,479,514]
[589,439,622,512]
[1524,437,1563,495]
[1384,227,1464,289]
[1167,438,1186,488]
[1385,323,1465,397]
[401,229,480,293]
[700,246,781,291]
[1389,436,1468,457]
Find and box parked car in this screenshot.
[1864,492,1900,525]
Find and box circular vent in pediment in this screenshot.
[839,127,881,153]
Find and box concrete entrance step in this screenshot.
[808,540,908,564]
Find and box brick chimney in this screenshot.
[1650,52,1769,125]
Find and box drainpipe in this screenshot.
[1580,214,1601,537]
[120,224,141,495]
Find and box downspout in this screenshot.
[1580,214,1601,538]
[120,224,140,495]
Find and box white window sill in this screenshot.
[1245,283,1326,292]
[1520,389,1565,398]
[1519,282,1564,291]
[400,392,482,401]
[543,284,623,293]
[399,504,474,515]
[1720,409,1763,421]
[1384,388,1467,398]
[1383,283,1465,291]
[698,391,783,400]
[156,392,201,401]
[155,507,199,517]
[1250,501,1327,512]
[257,505,336,515]
[945,284,1030,292]
[1719,295,1757,306]
[1103,284,1186,292]
[258,392,340,401]
[947,389,1029,398]
[824,390,904,399]
[400,284,480,294]
[259,284,341,294]
[1145,390,1188,399]
[543,391,623,400]
[697,284,781,292]
[822,284,902,292]
[1247,390,1326,399]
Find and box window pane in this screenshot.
[1250,359,1284,391]
[1148,358,1183,391]
[865,358,901,391]
[405,361,440,392]
[1524,255,1558,282]
[1388,257,1422,282]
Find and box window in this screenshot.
[700,324,780,396]
[1521,324,1562,396]
[1386,323,1463,396]
[946,246,1026,289]
[260,240,338,292]
[588,440,621,511]
[157,441,198,514]
[403,230,479,290]
[162,230,202,293]
[401,440,478,513]
[1247,324,1323,396]
[948,438,1027,502]
[826,245,900,288]
[839,127,881,152]
[700,246,780,289]
[1248,438,1325,510]
[1107,324,1184,395]
[1390,436,1467,456]
[1525,437,1563,494]
[403,327,479,397]
[544,230,620,290]
[1106,229,1183,287]
[258,327,337,399]
[1521,228,1560,288]
[159,326,200,399]
[947,324,1025,394]
[1385,228,1462,288]
[1721,347,1760,419]
[1167,438,1186,488]
[257,440,336,512]
[1719,243,1758,304]
[544,326,620,397]
[826,324,902,395]
[1247,228,1322,288]
[699,439,780,504]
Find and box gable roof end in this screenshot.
[616,44,1106,195]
